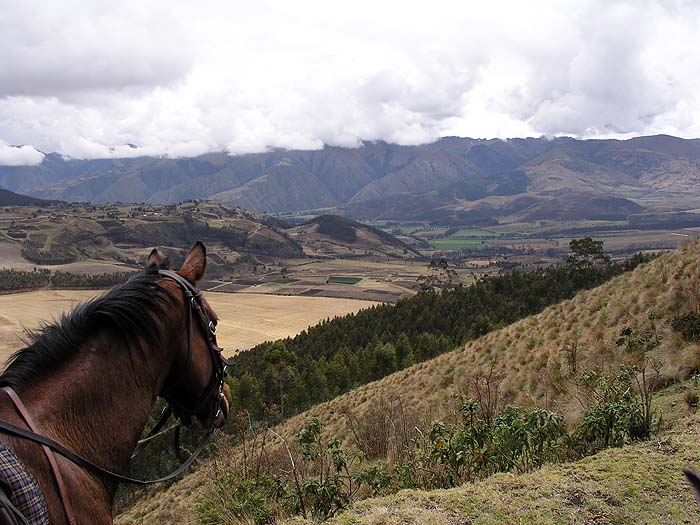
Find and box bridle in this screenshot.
[0,268,234,520]
[156,269,231,429]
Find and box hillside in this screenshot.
[0,202,422,301]
[0,187,56,206]
[289,215,417,258]
[272,243,699,438]
[0,201,303,273]
[115,243,700,523]
[3,135,700,223]
[288,390,700,525]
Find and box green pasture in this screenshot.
[451,228,500,237]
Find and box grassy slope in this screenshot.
[286,385,700,525]
[270,242,700,439]
[116,243,700,523]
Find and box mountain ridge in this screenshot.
[2,135,699,223]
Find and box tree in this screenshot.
[567,237,610,269]
[417,257,458,292]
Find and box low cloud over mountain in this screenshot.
[2,2,700,164]
[2,135,699,224]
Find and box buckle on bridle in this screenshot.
[208,321,217,335]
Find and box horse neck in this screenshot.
[14,329,176,478]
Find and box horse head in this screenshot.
[147,241,232,430]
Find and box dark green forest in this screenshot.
[226,253,653,424]
[0,268,133,292]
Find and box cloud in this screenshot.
[0,1,193,98]
[0,140,44,166]
[1,0,699,161]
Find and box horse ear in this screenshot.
[147,248,167,269]
[179,241,207,284]
[684,468,700,505]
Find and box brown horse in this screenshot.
[0,242,231,524]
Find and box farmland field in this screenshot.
[451,228,501,237]
[428,238,485,250]
[0,290,376,365]
[327,276,363,285]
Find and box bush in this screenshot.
[573,367,659,455]
[672,314,700,342]
[684,389,700,410]
[197,476,284,525]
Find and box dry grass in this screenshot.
[205,293,376,354]
[0,290,375,365]
[261,242,700,440]
[114,241,700,522]
[0,289,99,363]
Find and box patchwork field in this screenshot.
[0,290,376,365]
[374,220,698,256]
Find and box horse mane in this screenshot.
[0,266,177,390]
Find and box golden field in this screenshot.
[0,290,375,364]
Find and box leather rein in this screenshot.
[0,269,233,499]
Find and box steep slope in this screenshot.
[211,157,339,212]
[522,135,700,202]
[115,243,700,523]
[272,243,699,439]
[346,138,545,205]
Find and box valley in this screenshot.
[5,5,700,523]
[1,195,699,523]
[1,198,694,304]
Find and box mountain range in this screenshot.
[2,134,699,224]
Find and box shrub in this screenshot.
[672,313,700,342]
[684,389,700,410]
[196,476,284,525]
[573,368,657,454]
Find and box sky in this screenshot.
[1,0,699,166]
